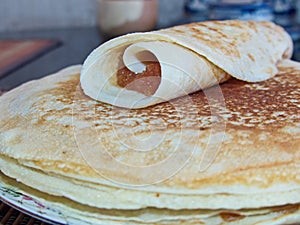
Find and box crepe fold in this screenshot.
[80,20,293,108]
[0,59,300,224]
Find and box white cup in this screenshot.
[97,0,158,37]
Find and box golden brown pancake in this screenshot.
[0,60,299,224]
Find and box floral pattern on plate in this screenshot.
[0,181,67,224]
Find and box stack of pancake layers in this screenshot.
[0,20,299,225]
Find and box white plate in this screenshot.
[0,179,67,225]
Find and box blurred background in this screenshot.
[1,0,178,32]
[0,0,300,91]
[1,0,300,33]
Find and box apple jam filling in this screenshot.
[116,62,161,96]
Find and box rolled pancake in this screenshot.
[80,20,293,108]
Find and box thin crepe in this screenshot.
[80,20,293,108]
[1,171,300,225]
[0,62,300,224]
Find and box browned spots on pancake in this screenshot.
[220,72,299,130]
[220,212,245,222]
[41,73,80,105]
[172,22,242,58]
[261,20,281,34]
[4,66,298,165]
[205,26,230,39]
[187,23,229,39]
[247,53,255,62]
[30,74,96,125]
[1,64,299,192]
[247,21,259,33]
[32,68,299,133]
[189,27,205,36]
[219,42,240,58]
[172,28,185,34]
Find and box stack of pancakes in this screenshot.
[0,20,299,224]
[0,62,299,224]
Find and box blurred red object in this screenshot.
[0,39,59,77]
